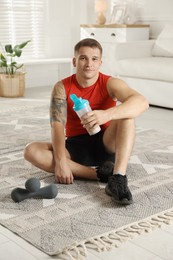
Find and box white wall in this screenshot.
[45,0,87,58]
[134,0,173,38]
[26,0,173,88]
[26,0,87,88]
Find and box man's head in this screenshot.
[73,38,103,80]
[74,38,103,57]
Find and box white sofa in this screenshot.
[113,24,173,109]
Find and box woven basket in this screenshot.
[0,72,25,97]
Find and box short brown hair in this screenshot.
[74,38,103,56]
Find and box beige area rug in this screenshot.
[0,101,173,259]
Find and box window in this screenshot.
[0,0,46,60]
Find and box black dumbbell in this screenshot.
[25,177,41,192]
[11,178,58,203]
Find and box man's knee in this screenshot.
[103,118,135,152]
[118,118,135,128]
[23,142,36,162]
[106,118,135,135]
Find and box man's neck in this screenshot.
[75,73,99,88]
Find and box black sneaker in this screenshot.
[96,161,114,183]
[105,174,133,205]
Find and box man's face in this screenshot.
[73,46,102,79]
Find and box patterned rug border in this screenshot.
[55,207,173,259]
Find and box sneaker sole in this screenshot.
[105,185,133,205]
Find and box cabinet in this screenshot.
[80,24,150,75]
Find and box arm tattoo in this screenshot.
[50,82,67,126]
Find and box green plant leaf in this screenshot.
[13,46,22,57]
[11,61,17,66]
[0,40,30,74]
[14,40,31,50]
[14,64,23,70]
[0,61,7,67]
[19,40,31,49]
[0,53,7,63]
[5,45,13,54]
[0,61,5,67]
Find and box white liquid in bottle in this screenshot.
[70,94,101,135]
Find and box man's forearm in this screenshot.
[107,94,149,121]
[51,122,66,163]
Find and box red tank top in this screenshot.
[62,72,116,137]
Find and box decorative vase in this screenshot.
[96,12,106,25]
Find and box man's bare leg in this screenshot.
[103,118,135,175]
[24,142,97,180]
[103,118,135,205]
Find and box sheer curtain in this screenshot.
[0,0,46,59]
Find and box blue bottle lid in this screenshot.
[70,94,89,111]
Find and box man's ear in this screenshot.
[72,57,76,67]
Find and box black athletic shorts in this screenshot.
[65,131,115,166]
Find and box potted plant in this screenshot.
[0,40,30,97]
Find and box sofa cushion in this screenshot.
[151,23,173,57]
[115,57,173,82]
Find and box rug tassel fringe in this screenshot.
[57,209,173,259]
[59,243,88,260]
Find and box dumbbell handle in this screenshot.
[11,184,58,203]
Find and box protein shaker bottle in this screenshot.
[70,94,101,135]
